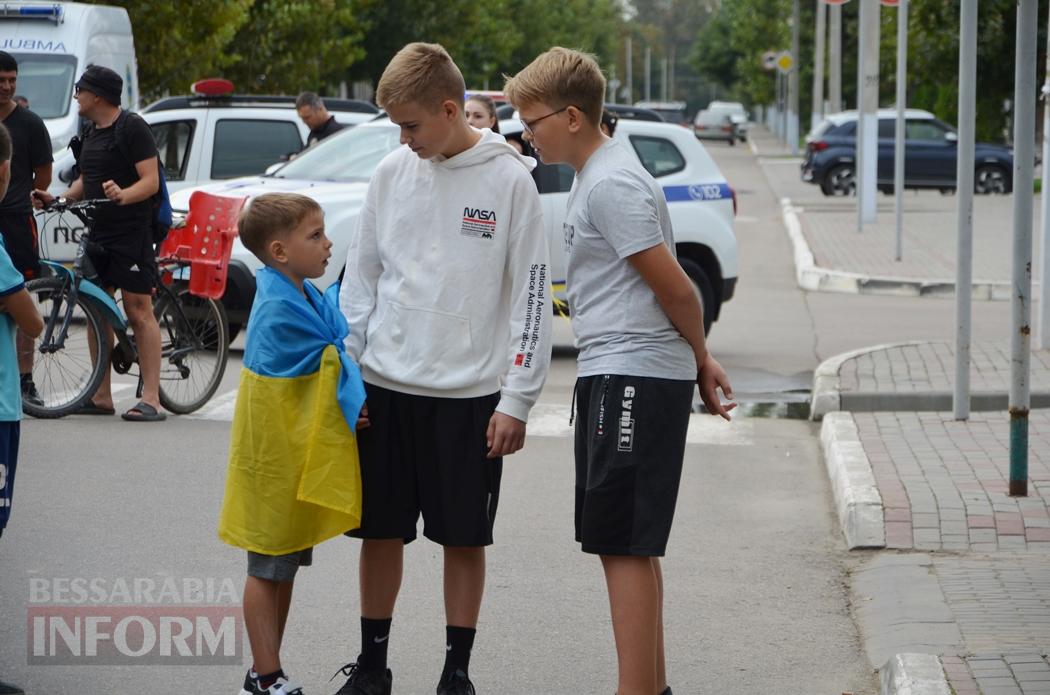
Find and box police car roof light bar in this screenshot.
[0,3,63,24]
[191,78,236,97]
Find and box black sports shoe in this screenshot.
[19,375,42,408]
[331,661,392,695]
[436,668,475,695]
[0,679,25,695]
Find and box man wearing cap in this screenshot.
[32,65,166,422]
[0,51,52,409]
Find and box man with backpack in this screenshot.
[32,65,167,422]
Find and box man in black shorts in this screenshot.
[0,51,53,407]
[32,65,165,422]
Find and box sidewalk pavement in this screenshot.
[815,340,1050,693]
[749,125,1043,299]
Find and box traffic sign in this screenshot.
[762,51,777,71]
[776,51,794,74]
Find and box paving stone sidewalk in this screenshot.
[750,125,1043,289]
[841,341,1050,397]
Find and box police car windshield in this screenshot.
[11,53,78,119]
[274,124,401,182]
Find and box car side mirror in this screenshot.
[945,132,958,144]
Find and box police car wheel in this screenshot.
[678,258,716,336]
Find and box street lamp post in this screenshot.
[893,0,908,261]
[856,0,880,230]
[788,0,801,154]
[812,0,827,132]
[829,2,842,112]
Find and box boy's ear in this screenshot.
[267,238,286,264]
[567,106,587,134]
[443,99,460,121]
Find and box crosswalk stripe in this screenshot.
[182,396,753,447]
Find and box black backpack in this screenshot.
[69,110,173,244]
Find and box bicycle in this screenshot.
[20,197,233,418]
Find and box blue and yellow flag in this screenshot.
[218,267,366,555]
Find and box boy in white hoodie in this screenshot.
[335,43,551,695]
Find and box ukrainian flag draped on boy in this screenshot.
[219,267,366,554]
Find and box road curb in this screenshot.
[810,343,1050,420]
[779,197,1013,300]
[810,341,926,421]
[820,412,885,549]
[880,654,951,695]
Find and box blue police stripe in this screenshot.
[662,182,733,202]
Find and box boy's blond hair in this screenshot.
[376,42,465,111]
[237,193,322,264]
[504,47,605,128]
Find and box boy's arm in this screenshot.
[0,288,44,338]
[589,176,734,420]
[488,184,552,457]
[627,246,735,420]
[338,183,380,361]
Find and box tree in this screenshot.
[89,0,254,100]
[222,0,368,94]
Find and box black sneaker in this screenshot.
[331,661,392,695]
[0,680,25,695]
[19,376,42,408]
[436,668,475,695]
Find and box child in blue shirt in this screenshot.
[0,120,43,541]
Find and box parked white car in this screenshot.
[170,117,740,335]
[38,93,377,263]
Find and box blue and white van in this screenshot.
[0,2,138,154]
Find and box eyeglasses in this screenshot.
[520,105,583,136]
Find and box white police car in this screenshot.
[37,79,377,263]
[170,116,740,335]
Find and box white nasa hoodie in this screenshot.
[339,129,552,422]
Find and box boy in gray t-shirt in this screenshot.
[507,49,735,695]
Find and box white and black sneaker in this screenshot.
[240,670,305,695]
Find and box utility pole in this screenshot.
[829,1,842,112]
[645,46,651,102]
[1038,5,1050,349]
[626,36,633,105]
[954,0,978,421]
[1009,0,1038,497]
[856,0,880,229]
[812,0,827,132]
[893,0,908,261]
[787,0,801,154]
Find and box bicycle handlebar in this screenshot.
[40,197,114,213]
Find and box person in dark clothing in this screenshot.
[32,65,166,422]
[296,91,345,148]
[0,51,53,408]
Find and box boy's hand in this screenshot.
[356,402,370,430]
[486,412,525,459]
[698,355,736,421]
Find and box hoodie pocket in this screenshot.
[366,301,480,388]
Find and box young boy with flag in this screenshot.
[218,193,367,695]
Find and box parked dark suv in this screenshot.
[801,109,1014,196]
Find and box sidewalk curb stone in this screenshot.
[778,197,1012,299]
[880,654,951,695]
[810,341,926,421]
[820,412,885,549]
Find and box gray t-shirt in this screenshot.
[564,138,696,380]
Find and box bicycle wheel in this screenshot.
[155,286,230,414]
[21,277,110,418]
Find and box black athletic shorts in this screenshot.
[574,374,694,557]
[0,211,40,280]
[87,232,157,295]
[346,382,503,547]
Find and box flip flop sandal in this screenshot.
[121,401,167,422]
[76,402,116,416]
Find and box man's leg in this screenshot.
[275,580,294,649]
[601,554,659,695]
[86,316,115,410]
[121,290,161,410]
[356,537,402,672]
[443,546,485,627]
